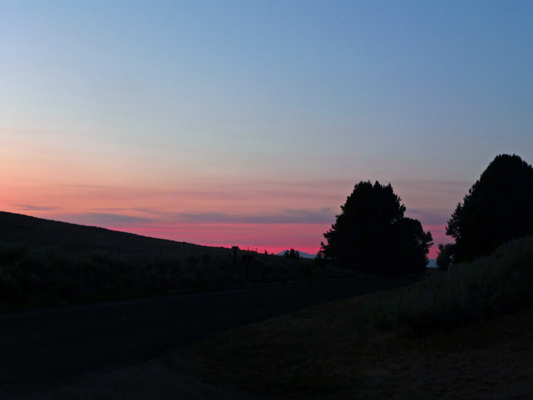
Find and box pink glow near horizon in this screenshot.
[2,1,532,267]
[108,223,449,259]
[1,177,463,260]
[107,223,328,256]
[15,211,448,259]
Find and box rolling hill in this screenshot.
[0,211,226,257]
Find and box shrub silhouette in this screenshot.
[284,248,301,260]
[389,234,533,336]
[436,243,455,271]
[320,181,432,276]
[447,154,533,263]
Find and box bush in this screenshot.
[436,243,455,271]
[284,248,301,260]
[385,235,533,336]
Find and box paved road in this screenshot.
[0,278,416,397]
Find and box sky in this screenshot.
[1,1,532,258]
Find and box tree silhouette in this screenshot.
[319,181,432,276]
[284,248,301,260]
[391,217,434,275]
[436,243,455,271]
[447,154,533,263]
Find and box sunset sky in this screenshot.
[2,1,532,258]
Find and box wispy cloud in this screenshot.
[16,205,59,211]
[48,207,336,227]
[405,208,451,226]
[58,180,352,202]
[55,212,152,227]
[172,207,336,224]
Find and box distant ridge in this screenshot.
[276,250,315,259]
[0,211,221,256]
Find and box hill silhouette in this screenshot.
[0,211,351,310]
[0,211,225,257]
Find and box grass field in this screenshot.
[173,236,533,399]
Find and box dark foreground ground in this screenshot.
[0,277,417,398]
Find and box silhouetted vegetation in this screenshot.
[374,234,533,336]
[178,236,533,398]
[447,154,533,263]
[436,243,455,271]
[0,212,353,310]
[178,188,533,399]
[319,181,433,276]
[283,248,301,260]
[180,248,533,399]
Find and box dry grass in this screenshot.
[391,235,533,335]
[0,238,352,311]
[173,285,533,399]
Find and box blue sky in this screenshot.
[1,1,532,255]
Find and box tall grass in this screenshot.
[0,241,348,310]
[385,235,533,335]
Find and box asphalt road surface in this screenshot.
[0,278,416,397]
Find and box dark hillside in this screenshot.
[0,211,350,310]
[0,211,224,257]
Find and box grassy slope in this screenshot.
[173,237,533,399]
[0,211,215,256]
